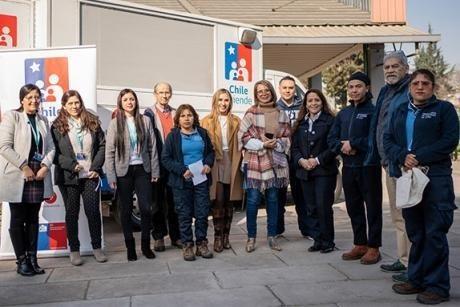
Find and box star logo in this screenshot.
[227,45,235,55]
[30,61,40,72]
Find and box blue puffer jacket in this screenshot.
[327,95,375,167]
[383,95,459,178]
[364,75,410,166]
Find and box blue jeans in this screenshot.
[246,188,278,238]
[172,181,210,245]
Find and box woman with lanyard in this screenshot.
[0,84,55,276]
[105,88,160,261]
[51,90,106,266]
[201,89,243,252]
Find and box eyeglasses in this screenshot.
[256,89,271,95]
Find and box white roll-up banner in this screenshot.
[0,46,101,259]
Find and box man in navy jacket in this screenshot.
[365,51,412,281]
[328,72,382,265]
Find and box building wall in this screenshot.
[371,0,406,23]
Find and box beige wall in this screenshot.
[371,0,406,23]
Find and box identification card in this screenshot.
[32,152,44,162]
[76,153,87,161]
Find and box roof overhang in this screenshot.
[263,24,440,44]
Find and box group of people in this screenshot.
[0,50,457,305]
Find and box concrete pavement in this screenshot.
[0,163,459,306]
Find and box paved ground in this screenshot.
[0,163,460,306]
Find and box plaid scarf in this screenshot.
[238,105,291,191]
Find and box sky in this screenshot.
[406,0,460,67]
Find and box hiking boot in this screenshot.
[342,245,368,261]
[268,236,282,251]
[93,249,108,263]
[360,247,381,265]
[70,251,83,266]
[195,241,213,259]
[392,272,409,283]
[154,239,166,252]
[381,259,407,273]
[392,282,423,295]
[246,238,256,253]
[417,291,450,305]
[223,234,231,249]
[183,243,196,261]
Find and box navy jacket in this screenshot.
[291,112,338,180]
[328,96,375,167]
[161,127,215,189]
[383,96,459,178]
[364,75,410,166]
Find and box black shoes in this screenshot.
[308,242,336,253]
[125,239,138,261]
[141,239,156,259]
[16,255,35,277]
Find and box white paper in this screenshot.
[188,160,208,186]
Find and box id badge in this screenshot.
[76,153,86,161]
[32,152,44,162]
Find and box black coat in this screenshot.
[327,98,375,167]
[291,112,338,180]
[161,127,215,189]
[51,125,106,186]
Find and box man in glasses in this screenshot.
[365,50,411,282]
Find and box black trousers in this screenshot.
[9,202,41,257]
[300,175,337,248]
[151,177,180,242]
[342,166,382,247]
[59,179,102,252]
[117,165,153,242]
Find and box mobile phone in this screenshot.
[265,133,274,139]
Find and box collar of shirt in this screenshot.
[155,104,171,113]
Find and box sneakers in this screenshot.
[380,259,407,273]
[154,239,166,252]
[307,242,322,252]
[342,245,368,261]
[360,247,381,265]
[195,241,213,258]
[392,272,409,283]
[268,236,282,251]
[70,251,83,266]
[213,236,223,253]
[417,291,450,305]
[182,243,196,261]
[246,238,256,253]
[392,282,423,295]
[93,249,108,263]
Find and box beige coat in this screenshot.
[105,115,160,185]
[201,114,243,201]
[0,111,55,202]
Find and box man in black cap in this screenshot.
[328,71,383,265]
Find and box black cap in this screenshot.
[349,71,370,86]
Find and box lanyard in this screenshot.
[69,117,84,152]
[29,117,41,149]
[127,120,139,153]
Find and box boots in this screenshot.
[223,207,233,250]
[195,241,213,258]
[342,245,368,261]
[223,234,231,250]
[125,239,137,261]
[141,239,156,259]
[213,236,223,253]
[246,238,256,253]
[183,243,196,261]
[26,224,45,274]
[70,251,83,266]
[360,247,381,265]
[268,236,282,251]
[9,228,34,276]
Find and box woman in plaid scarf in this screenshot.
[238,80,291,252]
